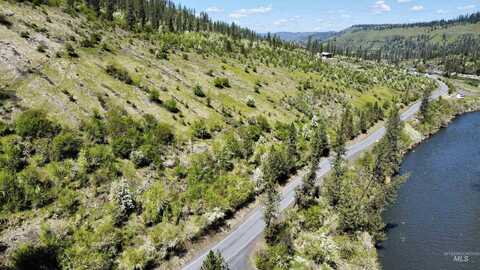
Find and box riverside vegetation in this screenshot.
[255,78,480,269]
[0,0,437,269]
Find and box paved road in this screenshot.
[182,76,448,270]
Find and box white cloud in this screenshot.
[206,6,223,13]
[436,9,448,14]
[457,5,475,11]
[229,5,273,19]
[397,0,411,3]
[411,5,424,11]
[371,1,391,14]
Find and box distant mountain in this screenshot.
[274,31,337,43]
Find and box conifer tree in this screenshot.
[201,251,230,270]
[126,0,136,30]
[374,106,403,182]
[106,0,115,21]
[420,89,432,123]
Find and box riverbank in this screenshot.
[253,88,480,270]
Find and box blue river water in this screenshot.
[379,112,480,270]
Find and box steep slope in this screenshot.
[0,1,435,269]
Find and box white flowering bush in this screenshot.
[109,178,136,221]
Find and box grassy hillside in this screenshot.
[0,1,435,269]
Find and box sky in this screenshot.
[172,0,480,32]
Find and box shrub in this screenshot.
[246,96,256,108]
[141,182,169,225]
[82,113,108,144]
[17,166,53,209]
[20,31,30,39]
[79,145,115,173]
[9,243,60,270]
[62,220,121,270]
[213,77,230,89]
[111,136,135,159]
[80,32,101,48]
[15,110,58,138]
[163,99,179,113]
[0,14,12,27]
[0,170,18,211]
[109,179,136,223]
[130,149,151,168]
[118,247,154,270]
[52,131,82,161]
[65,43,78,57]
[106,63,133,84]
[256,115,271,132]
[193,85,206,97]
[55,188,79,217]
[144,122,175,145]
[149,89,160,103]
[191,119,211,139]
[37,43,48,53]
[0,137,27,172]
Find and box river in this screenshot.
[378,112,480,270]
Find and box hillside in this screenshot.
[274,31,337,43]
[323,13,480,74]
[0,0,435,269]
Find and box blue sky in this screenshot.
[172,0,480,32]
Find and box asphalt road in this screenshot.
[182,76,449,270]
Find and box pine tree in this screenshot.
[374,106,403,182]
[310,119,330,164]
[420,89,432,123]
[106,0,115,21]
[359,110,368,134]
[340,106,355,140]
[201,251,229,270]
[263,179,280,230]
[126,0,136,30]
[137,0,146,27]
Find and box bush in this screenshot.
[17,166,53,210]
[193,85,206,97]
[52,132,82,161]
[213,77,230,88]
[79,145,115,173]
[55,188,79,216]
[106,63,133,84]
[256,115,271,132]
[80,32,101,48]
[163,99,179,113]
[112,136,136,159]
[0,137,27,172]
[118,247,154,270]
[65,43,78,57]
[0,170,18,211]
[141,182,169,225]
[109,179,136,223]
[191,120,211,139]
[62,220,121,270]
[130,149,151,168]
[9,243,60,270]
[15,110,58,138]
[0,14,12,27]
[144,122,175,145]
[149,89,160,103]
[246,96,256,108]
[37,43,48,53]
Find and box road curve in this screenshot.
[182,76,449,270]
